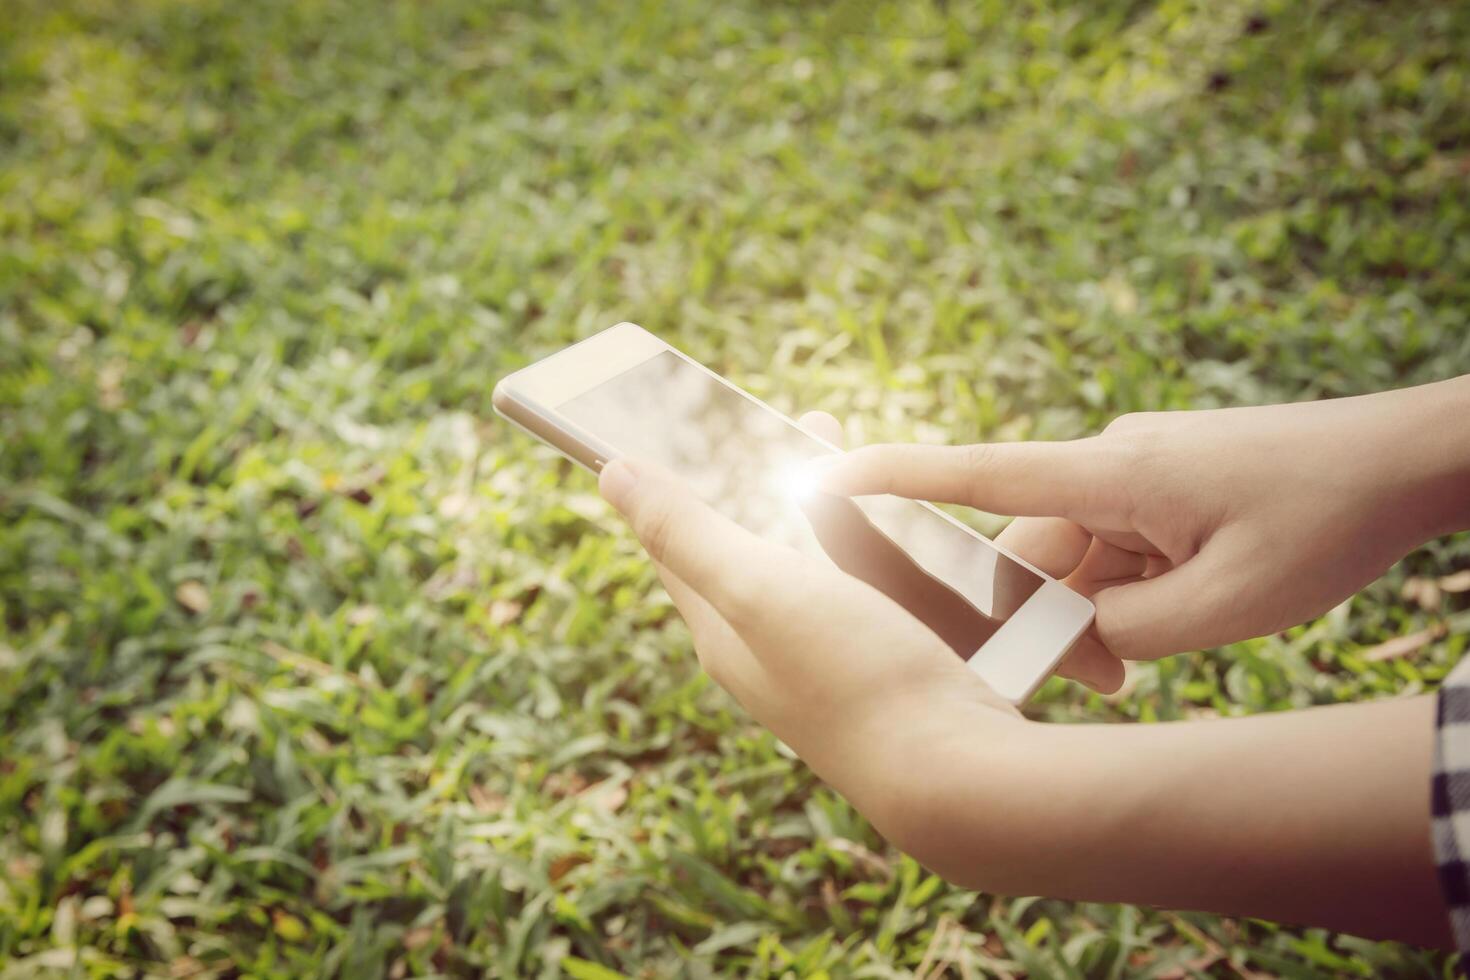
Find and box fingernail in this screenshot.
[599,458,638,511]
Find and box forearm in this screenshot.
[898,696,1446,946]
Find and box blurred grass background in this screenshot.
[3,0,1469,975]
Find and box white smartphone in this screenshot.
[493,322,1094,703]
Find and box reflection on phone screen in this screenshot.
[796,492,1005,657]
[560,351,1044,658]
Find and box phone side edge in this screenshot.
[969,581,1096,704]
[492,380,614,474]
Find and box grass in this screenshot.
[2,0,1469,975]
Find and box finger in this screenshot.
[1071,538,1149,587]
[1091,535,1242,660]
[600,456,794,626]
[652,559,761,701]
[1144,554,1173,578]
[813,439,1127,522]
[1088,527,1162,556]
[1053,632,1125,694]
[651,560,731,648]
[995,517,1093,579]
[797,410,845,448]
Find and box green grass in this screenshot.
[3,0,1469,975]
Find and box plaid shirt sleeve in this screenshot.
[1433,654,1470,953]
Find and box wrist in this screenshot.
[868,710,1077,894]
[1355,376,1470,546]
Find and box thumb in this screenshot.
[813,438,1127,522]
[1090,536,1243,660]
[598,457,785,624]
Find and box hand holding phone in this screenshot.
[594,452,1021,848]
[493,323,1095,703]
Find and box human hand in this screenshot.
[595,452,1021,849]
[596,426,1449,946]
[808,379,1470,690]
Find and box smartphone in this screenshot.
[493,322,1094,703]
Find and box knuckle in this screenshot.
[1095,428,1151,475]
[960,442,997,472]
[959,443,1000,493]
[1101,416,1167,470]
[1101,413,1178,470]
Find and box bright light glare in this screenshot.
[772,460,819,503]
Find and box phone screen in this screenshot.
[559,351,1043,656]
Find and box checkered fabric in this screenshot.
[1434,655,1470,953]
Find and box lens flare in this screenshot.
[772,460,819,503]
